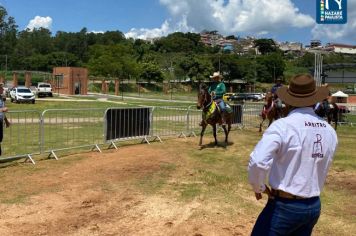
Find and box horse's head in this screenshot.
[197,83,211,110]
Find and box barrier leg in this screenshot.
[24,154,36,165]
[178,132,187,139]
[108,141,118,150]
[48,150,59,160]
[92,144,102,153]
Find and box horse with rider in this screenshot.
[313,91,339,130]
[259,77,287,132]
[197,72,233,146]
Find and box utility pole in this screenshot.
[170,61,174,100]
[5,55,7,82]
[219,56,221,72]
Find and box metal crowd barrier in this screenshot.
[1,110,41,164]
[151,106,191,138]
[104,107,157,147]
[0,103,269,164]
[239,102,264,129]
[41,108,107,159]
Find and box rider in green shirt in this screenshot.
[208,72,227,124]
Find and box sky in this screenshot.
[1,0,355,46]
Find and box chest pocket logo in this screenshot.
[312,134,324,158]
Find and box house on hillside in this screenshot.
[325,43,356,54]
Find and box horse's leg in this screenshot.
[212,124,218,146]
[222,125,228,144]
[259,118,265,132]
[199,124,207,146]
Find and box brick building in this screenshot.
[52,67,88,95]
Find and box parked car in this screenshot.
[10,86,36,103]
[250,93,265,101]
[343,88,356,94]
[228,93,261,102]
[36,82,53,97]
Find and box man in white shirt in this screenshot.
[248,74,338,236]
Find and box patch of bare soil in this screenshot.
[0,139,254,236]
[327,169,356,195]
[326,169,356,216]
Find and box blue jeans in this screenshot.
[251,197,321,236]
[215,98,226,112]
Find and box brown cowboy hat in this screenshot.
[276,74,329,107]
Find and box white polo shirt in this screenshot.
[248,107,338,198]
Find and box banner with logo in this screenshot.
[317,0,347,24]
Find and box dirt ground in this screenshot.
[0,137,256,236]
[1,131,354,236]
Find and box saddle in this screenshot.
[202,101,232,122]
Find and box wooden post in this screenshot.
[25,71,32,88]
[101,80,106,94]
[105,81,109,94]
[115,79,119,96]
[13,72,18,87]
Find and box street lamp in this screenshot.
[4,55,7,83]
[169,61,174,100]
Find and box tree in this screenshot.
[256,52,286,82]
[139,62,164,83]
[226,35,238,40]
[178,55,213,82]
[86,44,139,80]
[211,54,243,82]
[254,38,277,55]
[0,6,18,69]
[154,32,205,53]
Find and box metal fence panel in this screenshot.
[41,108,107,153]
[238,102,263,129]
[104,107,152,142]
[1,110,41,162]
[151,106,190,138]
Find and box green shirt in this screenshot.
[208,82,226,99]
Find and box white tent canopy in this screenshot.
[331,91,349,97]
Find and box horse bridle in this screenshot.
[199,88,212,110]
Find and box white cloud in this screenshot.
[160,0,314,35]
[125,18,195,40]
[125,20,171,39]
[26,16,52,31]
[90,30,105,34]
[312,1,356,43]
[126,0,314,40]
